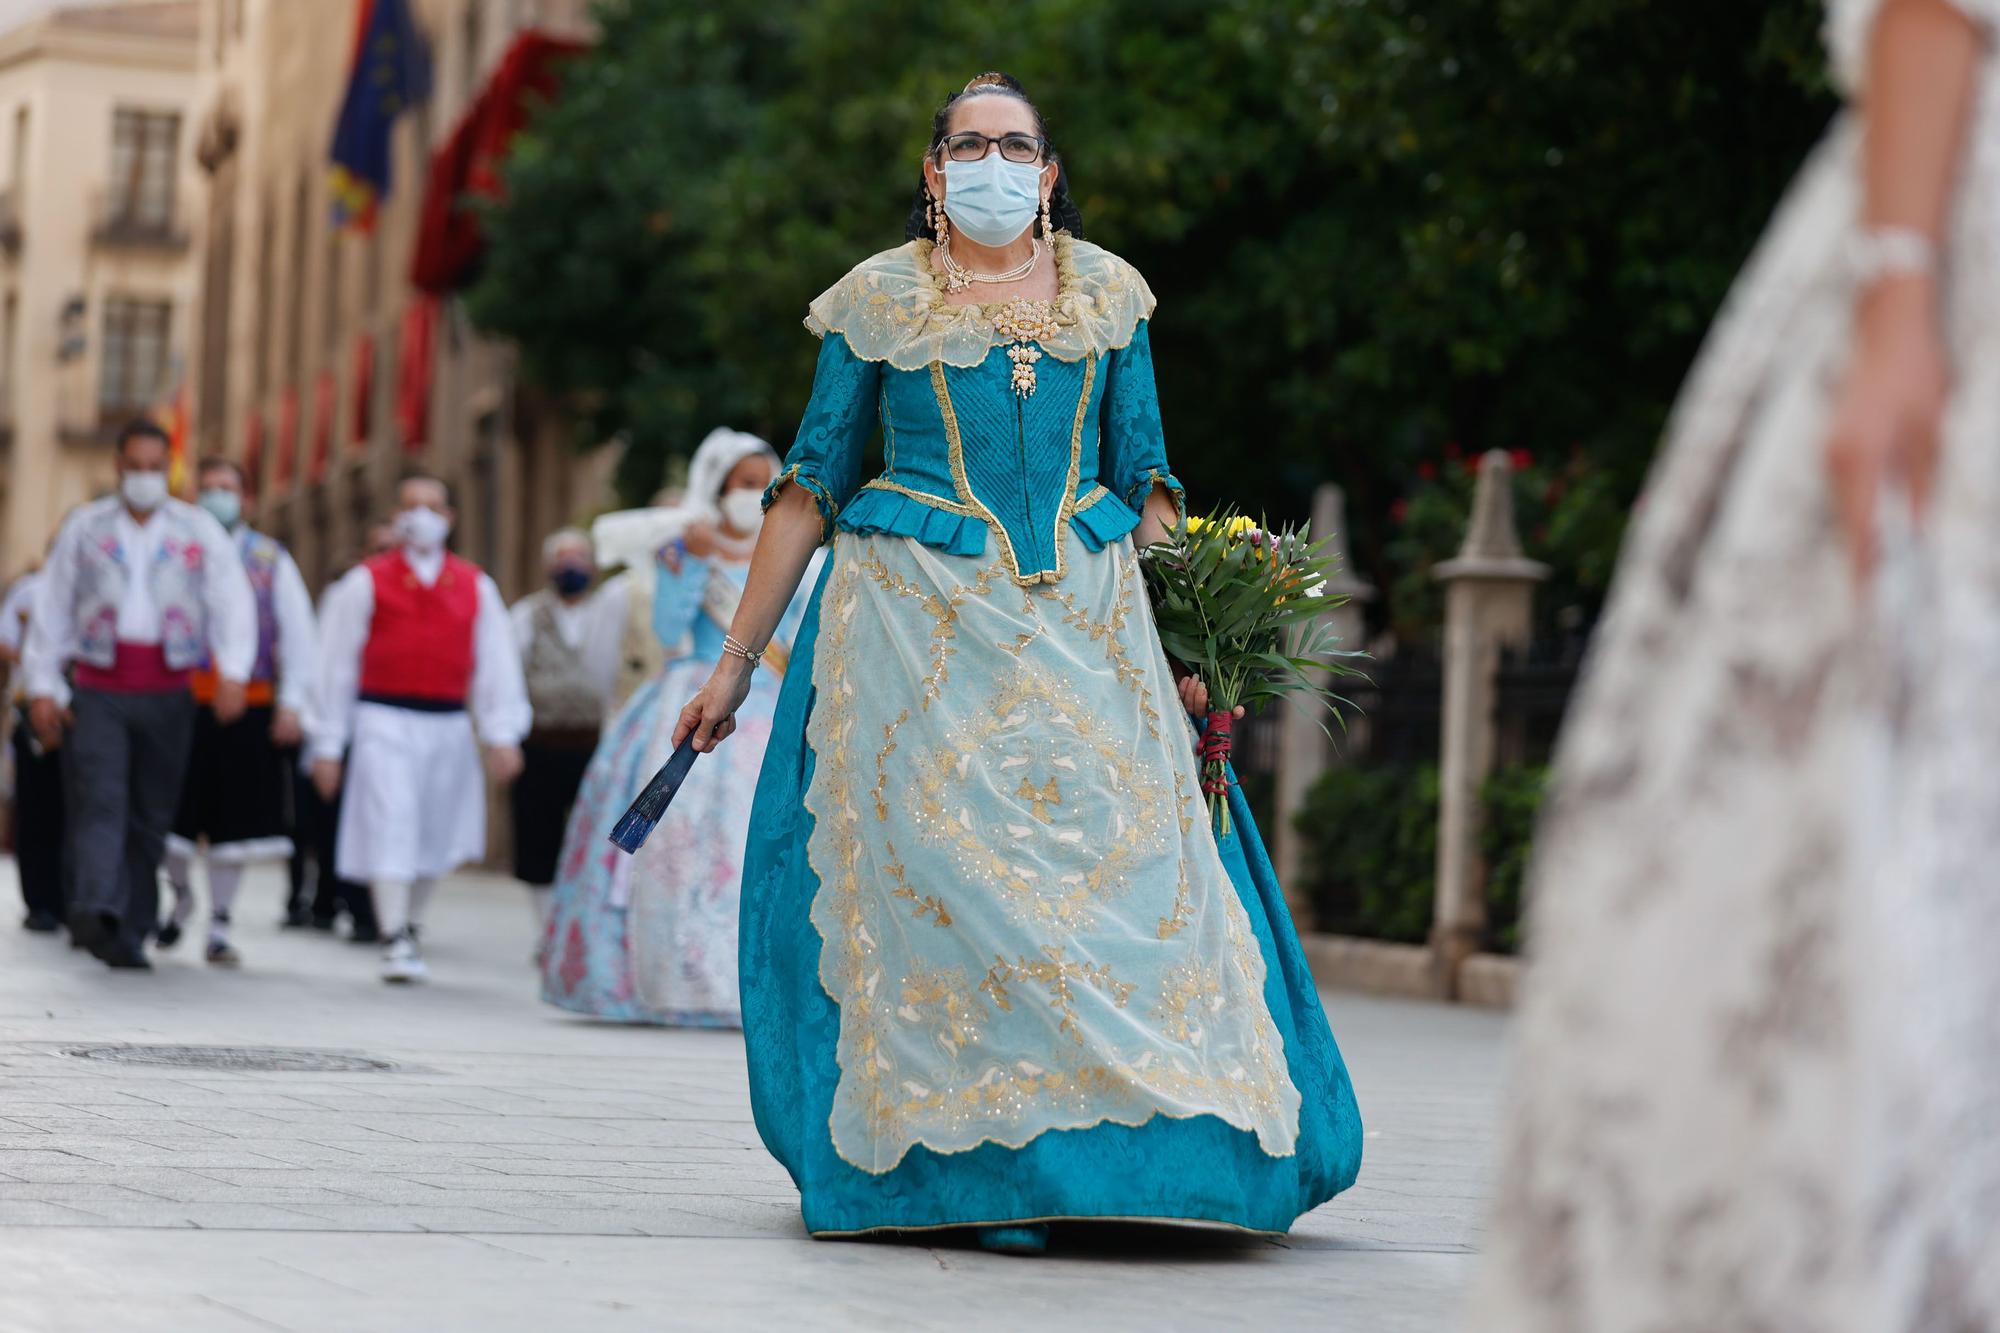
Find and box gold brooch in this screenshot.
[992,300,1062,399]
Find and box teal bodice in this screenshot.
[764,237,1184,585]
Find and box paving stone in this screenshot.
[0,861,1504,1329]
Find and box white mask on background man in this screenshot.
[121,471,169,513]
[718,488,765,535]
[396,505,452,553]
[198,488,242,529]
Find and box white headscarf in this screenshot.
[590,427,780,570]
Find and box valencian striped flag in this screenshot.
[327,0,431,232]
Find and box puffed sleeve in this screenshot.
[763,331,880,543]
[1098,319,1186,518]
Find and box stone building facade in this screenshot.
[0,0,202,576]
[186,0,608,597]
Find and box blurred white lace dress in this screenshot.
[1471,3,2000,1329]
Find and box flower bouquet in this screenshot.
[1140,509,1367,836]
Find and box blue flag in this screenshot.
[327,0,431,232]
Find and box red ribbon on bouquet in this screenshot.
[1199,710,1235,795]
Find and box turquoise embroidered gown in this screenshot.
[741,234,1363,1236]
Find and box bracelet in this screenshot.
[721,634,764,669]
[1848,226,1938,286]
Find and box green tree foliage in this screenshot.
[469,0,1831,611]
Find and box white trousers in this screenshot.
[335,703,485,884]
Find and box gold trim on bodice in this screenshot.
[927,354,1097,586]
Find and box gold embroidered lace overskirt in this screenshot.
[804,530,1302,1174]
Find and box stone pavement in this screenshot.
[0,862,1506,1332]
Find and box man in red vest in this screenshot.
[308,472,529,983]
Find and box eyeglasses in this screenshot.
[938,131,1047,165]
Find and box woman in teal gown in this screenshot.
[673,72,1362,1249]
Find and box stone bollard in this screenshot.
[1431,451,1547,998]
[1274,484,1373,930]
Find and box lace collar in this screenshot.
[803,233,1157,370]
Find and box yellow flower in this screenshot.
[1225,515,1256,536]
[1186,516,1207,534]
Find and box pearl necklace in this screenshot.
[939,238,1041,294]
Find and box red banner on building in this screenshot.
[242,409,265,503]
[410,31,585,294]
[352,333,375,447]
[308,371,335,483]
[395,296,437,453]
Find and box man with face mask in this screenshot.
[157,457,317,966]
[507,528,623,934]
[307,472,531,984]
[22,421,257,969]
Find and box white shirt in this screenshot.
[306,545,532,763]
[508,575,628,710]
[24,499,258,707]
[0,571,40,656]
[1,570,40,703]
[261,538,319,716]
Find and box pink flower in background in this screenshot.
[1510,448,1533,472]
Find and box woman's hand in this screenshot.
[1133,480,1180,549]
[1175,671,1245,721]
[681,521,719,560]
[1825,277,1950,588]
[672,657,754,752]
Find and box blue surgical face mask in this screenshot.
[198,488,242,530]
[551,566,592,597]
[941,155,1044,248]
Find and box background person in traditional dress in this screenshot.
[159,458,317,967]
[309,474,531,985]
[671,75,1363,1252]
[0,560,63,932]
[541,428,817,1026]
[1472,2,2000,1328]
[589,487,682,719]
[23,421,256,970]
[291,521,394,941]
[509,527,623,933]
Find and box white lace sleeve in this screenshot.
[1826,0,1997,94]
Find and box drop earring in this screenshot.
[1040,194,1054,241]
